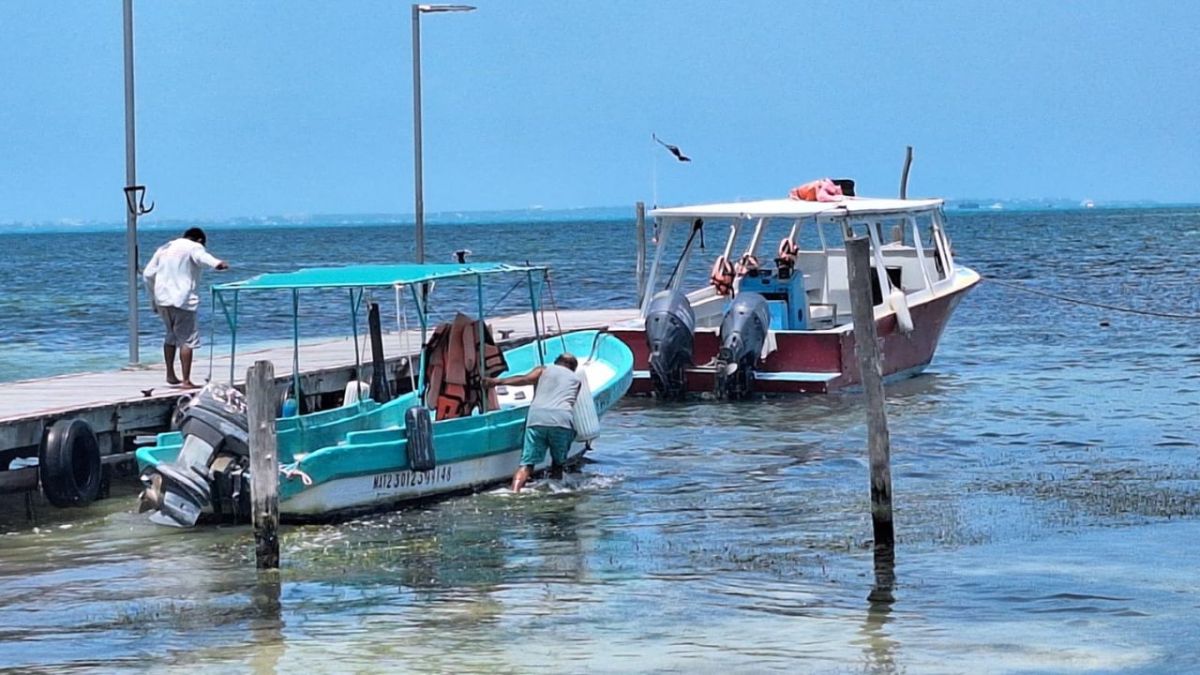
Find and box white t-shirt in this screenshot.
[143,238,223,311]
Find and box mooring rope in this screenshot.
[984,276,1200,320]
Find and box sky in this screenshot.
[1,0,1198,224]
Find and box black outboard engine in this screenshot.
[138,383,251,527]
[644,290,695,400]
[715,292,770,400]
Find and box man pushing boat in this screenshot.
[484,353,581,492]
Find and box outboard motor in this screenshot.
[644,290,695,400]
[138,383,251,527]
[715,292,770,400]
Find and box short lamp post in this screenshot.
[411,3,475,264]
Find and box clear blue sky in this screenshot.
[1,0,1197,223]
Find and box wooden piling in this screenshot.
[899,146,914,199]
[844,237,895,560]
[367,302,391,403]
[247,360,280,570]
[635,201,647,306]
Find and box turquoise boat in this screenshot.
[136,263,634,527]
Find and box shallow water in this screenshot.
[1,208,1199,672]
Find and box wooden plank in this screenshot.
[247,360,280,570]
[636,201,647,305]
[845,235,896,597]
[0,308,639,449]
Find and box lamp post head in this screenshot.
[416,4,476,13]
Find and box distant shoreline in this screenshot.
[3,202,1197,235]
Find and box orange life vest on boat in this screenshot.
[423,312,507,420]
[735,253,760,277]
[789,178,844,203]
[710,256,735,296]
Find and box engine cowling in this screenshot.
[644,290,695,401]
[139,383,252,527]
[715,292,770,400]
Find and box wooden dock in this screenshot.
[0,308,639,497]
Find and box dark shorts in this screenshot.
[159,307,200,349]
[520,426,576,467]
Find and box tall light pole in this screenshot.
[122,0,154,365]
[411,3,474,264]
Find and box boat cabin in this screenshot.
[641,197,959,331]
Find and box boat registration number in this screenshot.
[372,466,453,490]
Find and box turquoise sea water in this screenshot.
[1,207,1199,672]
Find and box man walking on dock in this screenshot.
[143,228,229,388]
[484,353,581,492]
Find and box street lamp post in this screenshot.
[411,3,474,264]
[122,0,154,366]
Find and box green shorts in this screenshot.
[521,426,576,468]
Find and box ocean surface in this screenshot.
[1,207,1198,672]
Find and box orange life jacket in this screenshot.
[735,253,760,277]
[423,313,507,420]
[710,256,735,297]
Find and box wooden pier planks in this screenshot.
[0,309,639,454]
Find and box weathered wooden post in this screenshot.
[635,201,647,306]
[367,302,391,403]
[845,236,896,598]
[899,145,914,199]
[247,360,280,570]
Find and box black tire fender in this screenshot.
[39,418,102,508]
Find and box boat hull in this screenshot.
[615,270,979,394]
[281,443,585,519]
[136,330,633,523]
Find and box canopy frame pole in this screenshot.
[409,283,430,399]
[349,288,364,402]
[638,219,672,316]
[207,288,218,382]
[396,284,417,393]
[476,275,487,413]
[526,269,544,366]
[866,220,892,301]
[909,215,933,292]
[227,291,240,384]
[744,217,767,260]
[291,289,302,415]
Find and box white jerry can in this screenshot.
[572,373,600,442]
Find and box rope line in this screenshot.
[543,271,568,351]
[984,276,1200,320]
[486,277,525,316]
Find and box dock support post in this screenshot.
[899,145,913,199]
[635,201,647,306]
[845,236,895,599]
[368,302,391,403]
[247,360,280,570]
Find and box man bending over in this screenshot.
[485,353,581,492]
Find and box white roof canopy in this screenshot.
[650,197,943,220]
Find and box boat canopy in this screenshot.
[649,197,943,220]
[215,262,545,292]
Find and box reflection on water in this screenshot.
[1,208,1199,671]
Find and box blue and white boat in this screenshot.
[136,263,634,527]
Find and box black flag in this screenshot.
[653,133,691,162]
